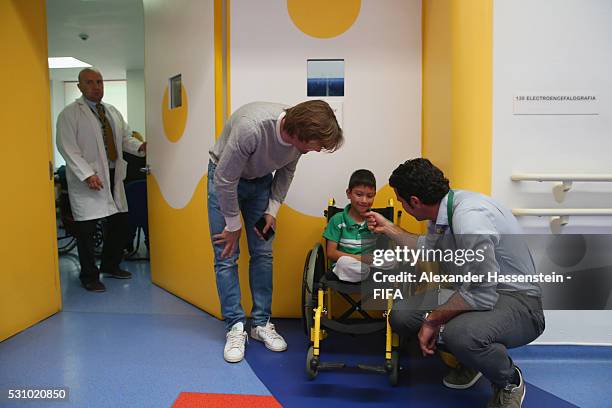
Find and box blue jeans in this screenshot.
[207,161,274,331]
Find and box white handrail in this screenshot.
[511,174,612,182]
[511,173,612,203]
[512,208,612,216]
[512,208,612,233]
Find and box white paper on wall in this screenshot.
[513,93,600,115]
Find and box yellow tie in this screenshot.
[96,103,118,161]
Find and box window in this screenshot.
[169,74,182,109]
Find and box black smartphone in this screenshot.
[255,216,275,241]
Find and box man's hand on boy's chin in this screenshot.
[365,211,390,234]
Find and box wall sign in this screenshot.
[513,93,599,115]
[307,59,344,97]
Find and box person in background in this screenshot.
[57,68,146,292]
[123,130,149,254]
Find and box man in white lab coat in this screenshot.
[57,68,146,292]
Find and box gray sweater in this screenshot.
[209,102,302,230]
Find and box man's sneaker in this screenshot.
[487,366,526,408]
[442,364,483,389]
[224,322,247,363]
[250,322,287,352]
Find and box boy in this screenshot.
[323,169,378,282]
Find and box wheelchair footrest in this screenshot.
[357,364,386,374]
[321,318,386,335]
[318,361,347,370]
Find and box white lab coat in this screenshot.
[56,96,144,221]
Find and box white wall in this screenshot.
[50,79,65,168]
[143,0,216,207]
[493,0,612,232]
[63,81,128,121]
[493,0,612,344]
[127,69,146,134]
[230,0,422,216]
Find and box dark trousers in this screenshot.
[390,290,545,387]
[73,170,129,284]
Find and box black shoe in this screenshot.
[103,269,132,279]
[82,280,106,292]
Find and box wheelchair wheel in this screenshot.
[301,243,325,338]
[57,235,77,254]
[93,219,105,257]
[306,345,319,379]
[301,252,314,338]
[388,349,400,386]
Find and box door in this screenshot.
[0,0,61,341]
[143,0,221,316]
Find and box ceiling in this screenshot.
[46,0,144,81]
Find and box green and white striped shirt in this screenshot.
[323,204,376,256]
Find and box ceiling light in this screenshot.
[48,57,92,69]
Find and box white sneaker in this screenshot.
[224,322,247,363]
[250,321,287,352]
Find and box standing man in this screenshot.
[208,101,343,363]
[57,68,146,292]
[367,158,545,408]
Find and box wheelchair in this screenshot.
[301,198,402,385]
[54,165,104,256]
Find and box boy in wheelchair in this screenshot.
[323,169,378,282]
[303,169,401,384]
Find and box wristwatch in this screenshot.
[422,311,444,327]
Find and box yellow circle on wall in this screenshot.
[162,85,188,142]
[287,0,361,39]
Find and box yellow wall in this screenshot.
[422,0,493,194]
[422,0,452,176]
[148,176,222,317]
[0,0,61,341]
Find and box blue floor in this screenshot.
[246,320,610,408]
[0,251,269,408]
[1,249,611,407]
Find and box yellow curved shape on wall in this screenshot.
[287,0,361,39]
[162,85,188,143]
[148,173,221,318]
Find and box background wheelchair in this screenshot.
[301,199,403,385]
[54,166,104,256]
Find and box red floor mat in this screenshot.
[173,392,282,408]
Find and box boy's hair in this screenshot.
[283,100,344,152]
[389,158,449,205]
[348,169,376,190]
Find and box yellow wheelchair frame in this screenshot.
[301,199,402,385]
